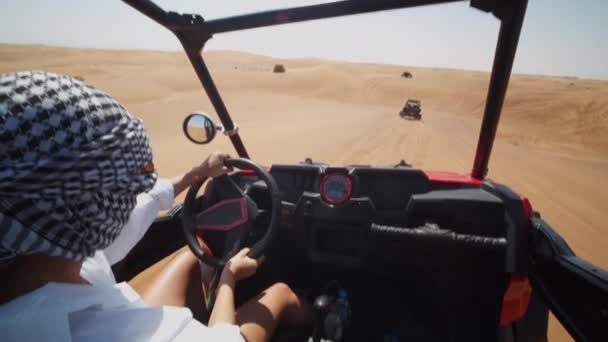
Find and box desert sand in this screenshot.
[2,44,607,341]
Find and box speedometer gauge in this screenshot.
[320,173,353,205]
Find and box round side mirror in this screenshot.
[183,112,220,144]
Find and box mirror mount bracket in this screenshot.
[223,124,239,137]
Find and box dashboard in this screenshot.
[232,163,508,268]
[243,164,431,211]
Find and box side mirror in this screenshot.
[182,112,222,144]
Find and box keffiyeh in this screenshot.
[0,71,156,261]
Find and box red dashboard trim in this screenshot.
[239,165,271,175]
[424,171,483,185]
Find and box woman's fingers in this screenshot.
[237,247,250,257]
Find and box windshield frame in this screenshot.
[123,0,528,179]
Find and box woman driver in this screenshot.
[0,71,311,341]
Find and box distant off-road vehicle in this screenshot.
[401,71,413,78]
[273,64,286,73]
[400,99,422,120]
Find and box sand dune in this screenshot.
[2,44,608,342]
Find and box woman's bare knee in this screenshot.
[133,246,202,308]
[266,282,311,326]
[237,282,312,341]
[267,282,296,304]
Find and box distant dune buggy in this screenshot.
[399,99,422,120]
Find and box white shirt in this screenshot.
[0,179,244,342]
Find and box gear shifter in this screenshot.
[312,295,332,342]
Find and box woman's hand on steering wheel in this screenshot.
[224,247,263,281]
[174,152,233,197]
[189,152,233,182]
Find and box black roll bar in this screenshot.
[471,0,528,179]
[123,0,528,179]
[203,0,461,34]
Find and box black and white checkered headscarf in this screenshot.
[0,71,156,261]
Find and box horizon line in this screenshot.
[2,42,605,82]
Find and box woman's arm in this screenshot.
[208,248,261,327]
[103,178,174,265]
[208,270,237,325]
[103,152,231,265]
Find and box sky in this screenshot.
[0,0,606,80]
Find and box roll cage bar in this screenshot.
[123,0,528,179]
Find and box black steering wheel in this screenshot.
[181,158,280,268]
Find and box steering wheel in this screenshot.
[181,158,280,268]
